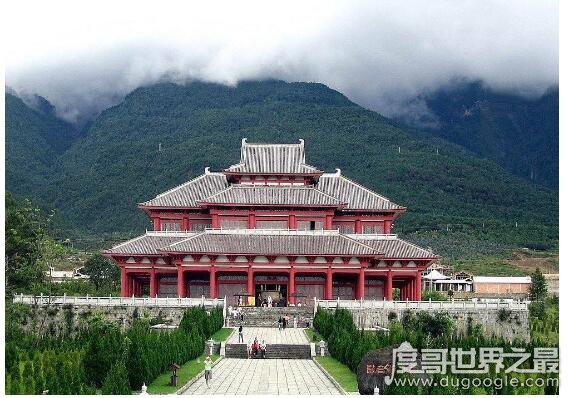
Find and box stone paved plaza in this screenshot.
[228,327,309,344]
[183,358,341,395]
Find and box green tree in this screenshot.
[5,192,46,292]
[102,361,131,395]
[82,254,120,290]
[530,268,547,301]
[22,361,36,394]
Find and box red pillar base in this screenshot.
[386,271,393,300]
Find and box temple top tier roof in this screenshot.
[224,138,323,175]
[139,139,404,212]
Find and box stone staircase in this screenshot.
[226,306,314,327]
[225,343,312,359]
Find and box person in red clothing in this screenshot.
[252,338,260,358]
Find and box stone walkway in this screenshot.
[228,327,309,344]
[183,358,341,395]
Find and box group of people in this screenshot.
[248,337,267,359]
[278,315,291,330]
[258,293,283,307]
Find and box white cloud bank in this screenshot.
[5,0,558,123]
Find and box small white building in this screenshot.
[46,267,90,283]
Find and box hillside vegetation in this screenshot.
[5,81,558,264]
[404,82,558,188]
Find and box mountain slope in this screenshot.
[400,82,558,188]
[37,81,557,257]
[5,93,77,202]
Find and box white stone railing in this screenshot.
[314,298,529,311]
[13,294,226,308]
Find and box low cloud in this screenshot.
[6,0,558,124]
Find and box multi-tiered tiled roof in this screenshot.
[105,230,437,259]
[107,139,435,263]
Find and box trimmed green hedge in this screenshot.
[5,306,224,395]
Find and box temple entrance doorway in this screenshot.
[255,283,287,307]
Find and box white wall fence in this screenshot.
[314,298,529,311]
[13,294,226,309]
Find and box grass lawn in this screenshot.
[315,356,359,392]
[146,354,220,394]
[304,328,323,342]
[210,327,233,342]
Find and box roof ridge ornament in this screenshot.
[241,138,248,161]
[204,167,210,175]
[334,168,341,176]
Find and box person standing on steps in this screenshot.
[260,340,267,359]
[278,316,282,331]
[238,325,244,342]
[204,356,213,388]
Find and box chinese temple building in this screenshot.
[104,139,438,304]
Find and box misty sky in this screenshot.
[5,0,559,124]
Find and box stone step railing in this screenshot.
[315,298,529,311]
[226,306,313,327]
[225,343,311,359]
[13,294,226,308]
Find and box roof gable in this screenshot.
[225,138,322,174]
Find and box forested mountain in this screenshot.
[400,82,558,188]
[5,81,558,258]
[5,93,77,203]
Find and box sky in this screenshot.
[4,0,559,124]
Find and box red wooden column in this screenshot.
[120,267,128,297]
[152,217,161,231]
[409,278,415,301]
[325,214,333,230]
[415,272,422,301]
[357,268,365,299]
[150,268,157,298]
[325,268,333,300]
[212,214,220,228]
[177,266,186,298]
[209,266,217,299]
[289,267,296,305]
[355,217,363,234]
[384,220,392,234]
[289,214,297,229]
[247,267,254,297]
[248,212,256,229]
[386,270,393,300]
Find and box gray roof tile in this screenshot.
[351,236,438,259]
[316,172,403,211]
[164,230,380,256]
[199,185,344,207]
[140,172,229,208]
[104,232,196,255]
